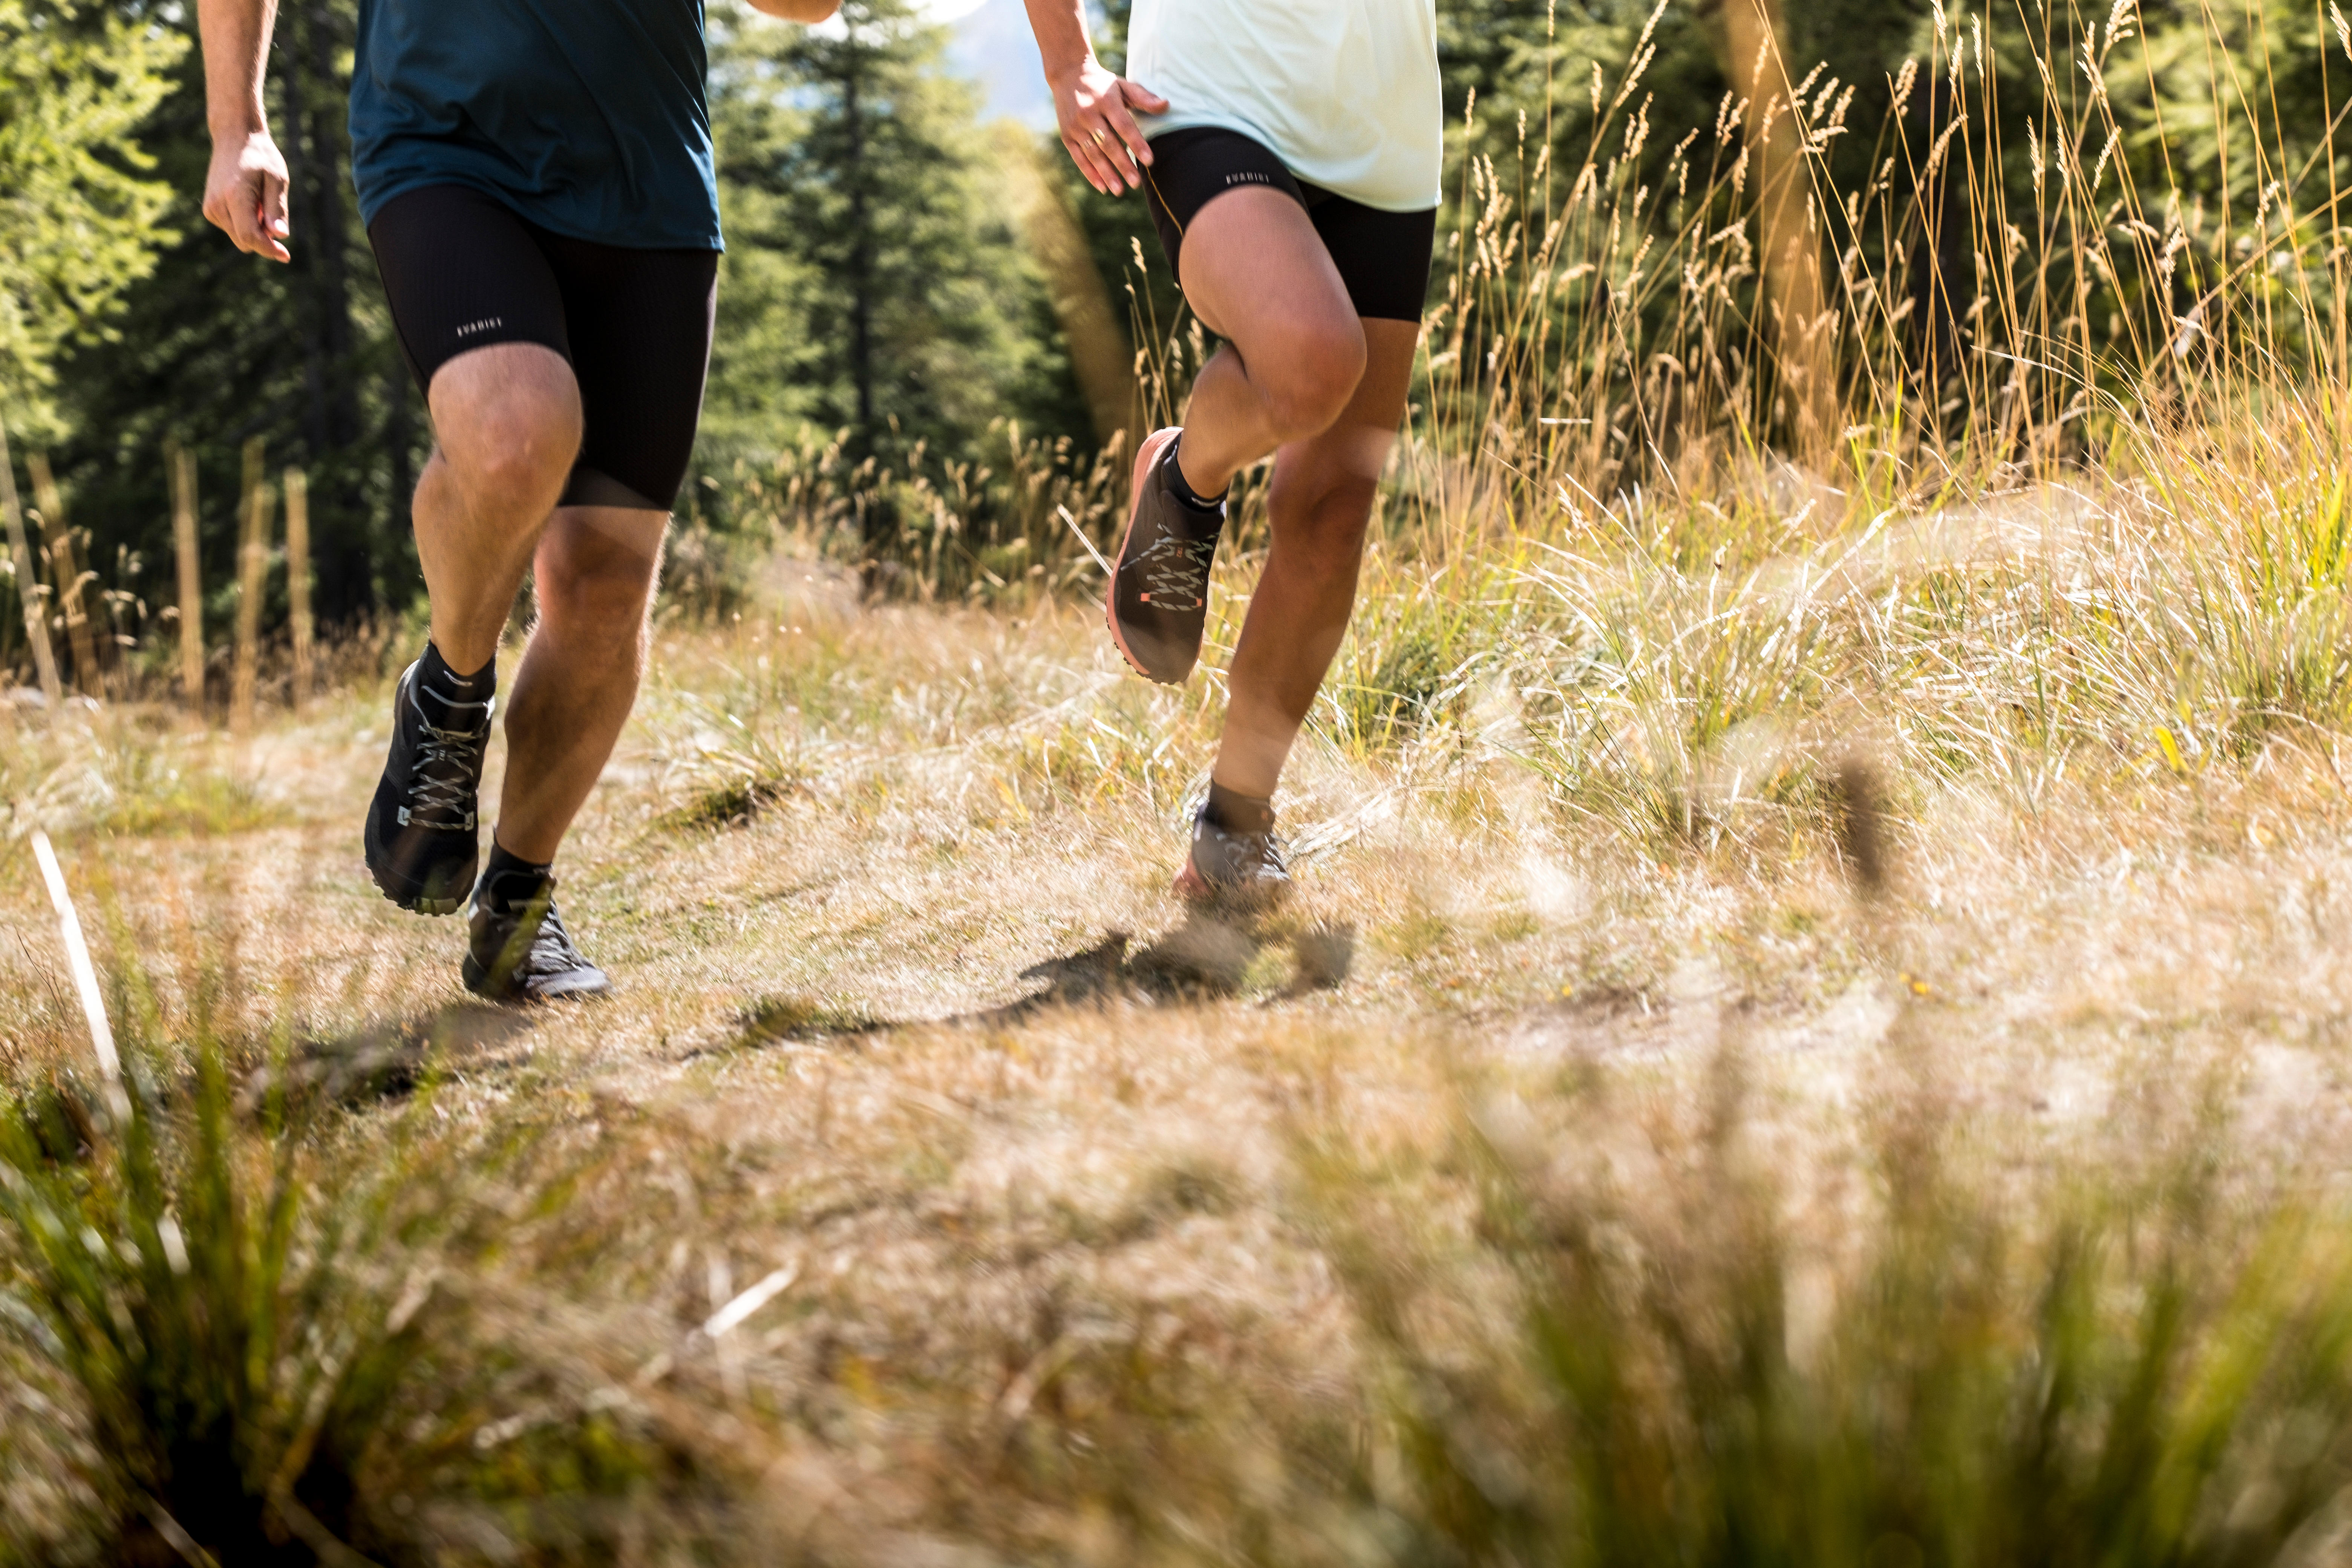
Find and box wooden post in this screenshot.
[28,454,98,694]
[0,413,61,712]
[283,467,312,712]
[170,444,204,711]
[232,437,270,733]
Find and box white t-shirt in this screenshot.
[1126,0,1443,214]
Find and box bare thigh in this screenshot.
[1177,187,1363,375]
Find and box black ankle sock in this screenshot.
[416,643,495,730]
[479,842,552,911]
[1162,437,1227,512]
[1205,780,1274,836]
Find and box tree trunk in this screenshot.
[1717,0,1838,464]
[307,1,361,452]
[279,18,332,465]
[845,57,876,447]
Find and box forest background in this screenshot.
[0,0,2340,654]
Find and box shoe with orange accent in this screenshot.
[1106,427,1225,684]
[1172,801,1291,908]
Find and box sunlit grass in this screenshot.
[6,4,2352,1562]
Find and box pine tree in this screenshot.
[0,0,184,442]
[706,0,1079,474]
[48,0,421,629]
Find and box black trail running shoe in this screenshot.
[1106,427,1225,684]
[462,873,611,1002]
[364,659,492,914]
[1173,802,1292,908]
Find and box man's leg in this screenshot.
[416,344,583,673]
[493,505,668,862]
[1211,318,1419,798]
[365,341,583,914]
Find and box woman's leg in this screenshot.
[1168,187,1369,498]
[1211,319,1419,798]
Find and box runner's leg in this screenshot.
[489,237,716,864]
[492,504,667,862]
[1212,318,1418,798]
[364,186,582,915]
[1166,187,1367,498]
[414,344,583,674]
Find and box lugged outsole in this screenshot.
[364,854,467,916]
[363,796,472,915]
[1104,427,1186,685]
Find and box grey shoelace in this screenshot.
[406,688,489,828]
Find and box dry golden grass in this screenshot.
[11,5,2352,1555]
[10,462,2352,1559]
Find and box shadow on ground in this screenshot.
[727,911,1357,1055]
[239,1001,538,1112]
[1011,910,1356,1008]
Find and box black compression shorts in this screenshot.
[1141,128,1438,324]
[368,184,718,512]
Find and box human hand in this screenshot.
[1049,57,1168,196]
[202,129,291,262]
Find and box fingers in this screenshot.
[257,169,292,261]
[1118,77,1171,117]
[203,176,290,262]
[223,184,267,254]
[1056,73,1164,196]
[1092,121,1144,190]
[1099,100,1154,178]
[224,184,288,262]
[1062,122,1125,196]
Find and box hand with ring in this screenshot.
[1047,54,1168,196]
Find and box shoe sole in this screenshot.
[1104,427,1186,685]
[461,954,611,1003]
[1172,851,1291,912]
[363,798,470,915]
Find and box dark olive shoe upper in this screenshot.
[364,660,492,914]
[1109,436,1225,685]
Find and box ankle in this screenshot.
[426,635,499,681]
[1169,436,1230,507]
[479,839,554,909]
[1205,778,1275,835]
[415,643,496,730]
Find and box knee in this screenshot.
[1272,490,1374,575]
[451,404,581,521]
[1267,462,1380,578]
[430,348,584,522]
[1258,322,1367,442]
